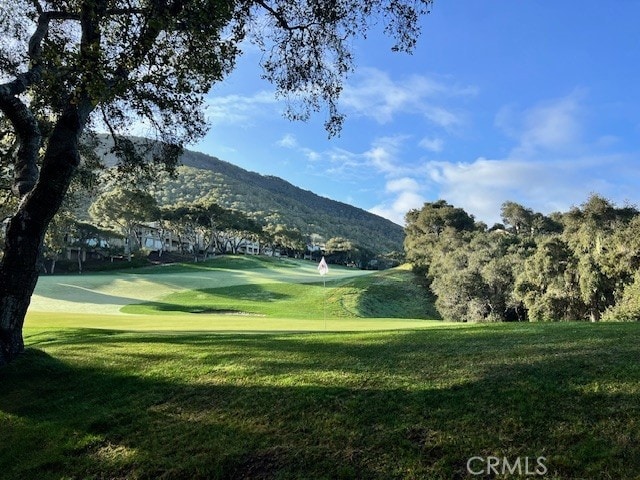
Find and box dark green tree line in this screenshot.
[405,195,640,322]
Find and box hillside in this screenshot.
[92,136,404,254]
[149,147,405,254]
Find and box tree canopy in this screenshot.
[404,195,640,323]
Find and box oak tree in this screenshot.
[89,187,160,260]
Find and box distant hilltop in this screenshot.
[96,135,405,255]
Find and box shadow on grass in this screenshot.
[123,301,255,315]
[1,324,639,479]
[328,269,441,320]
[122,283,291,315]
[33,263,249,305]
[33,281,143,306]
[355,281,441,319]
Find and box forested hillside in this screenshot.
[97,139,404,254]
[152,151,403,253]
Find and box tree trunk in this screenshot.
[125,238,132,262]
[77,249,83,274]
[0,105,85,365]
[158,230,164,258]
[0,213,43,365]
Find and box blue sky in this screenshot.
[193,1,640,226]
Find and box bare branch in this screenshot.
[254,0,315,31]
[100,104,119,140]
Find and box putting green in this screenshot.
[27,258,436,331]
[29,259,371,315]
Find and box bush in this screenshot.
[603,274,640,321]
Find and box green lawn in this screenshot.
[27,258,437,331]
[28,256,382,317]
[1,323,638,479]
[3,257,638,479]
[120,265,438,320]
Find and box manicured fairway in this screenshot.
[26,311,441,332]
[27,257,438,331]
[29,256,375,316]
[2,322,639,479]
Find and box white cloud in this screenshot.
[287,135,413,179]
[340,67,474,127]
[302,148,321,162]
[369,177,425,225]
[424,152,639,226]
[419,137,444,152]
[386,177,421,193]
[276,133,425,223]
[271,113,635,230]
[497,91,585,157]
[423,106,461,129]
[322,148,364,178]
[277,133,298,148]
[519,94,583,153]
[426,158,547,223]
[363,135,409,174]
[427,158,540,189]
[418,91,637,225]
[205,90,277,126]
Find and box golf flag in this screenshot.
[317,256,329,276]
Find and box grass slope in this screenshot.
[1,323,638,479]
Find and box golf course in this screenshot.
[2,256,639,479]
[26,256,437,331]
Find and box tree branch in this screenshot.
[254,0,315,31]
[28,0,43,15]
[0,94,41,197]
[106,0,192,101]
[0,7,71,197]
[0,9,80,98]
[105,7,146,16]
[30,11,81,61]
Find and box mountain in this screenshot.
[152,148,405,254]
[92,136,404,253]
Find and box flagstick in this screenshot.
[323,276,326,330]
[317,256,329,331]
